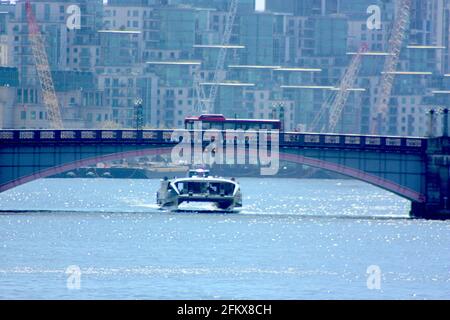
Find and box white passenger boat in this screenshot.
[156,169,242,212]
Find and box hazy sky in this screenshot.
[255,0,265,11]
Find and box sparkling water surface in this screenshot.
[0,178,449,299]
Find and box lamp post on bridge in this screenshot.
[134,98,144,131]
[431,91,450,137]
[424,107,450,137]
[441,107,449,137]
[427,109,436,137]
[271,102,285,131]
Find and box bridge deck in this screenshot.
[0,129,427,153]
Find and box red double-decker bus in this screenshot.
[184,114,282,131]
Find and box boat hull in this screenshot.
[156,176,242,212]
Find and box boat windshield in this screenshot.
[175,181,235,196]
[188,169,210,178]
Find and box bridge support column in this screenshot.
[411,136,450,219]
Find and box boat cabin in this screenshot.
[174,180,236,197]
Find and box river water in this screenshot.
[0,178,449,299]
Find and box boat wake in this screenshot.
[169,202,240,214]
[0,209,409,220]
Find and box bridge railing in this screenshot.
[282,132,426,152]
[0,130,177,143]
[0,129,427,152]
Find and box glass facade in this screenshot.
[159,8,196,51]
[314,16,348,57]
[99,31,140,66]
[240,13,274,65]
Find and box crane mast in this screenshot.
[194,71,208,113]
[25,0,63,129]
[327,45,367,132]
[194,0,238,114]
[371,0,412,134]
[310,44,367,133]
[207,0,238,112]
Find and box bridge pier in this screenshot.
[411,136,450,219]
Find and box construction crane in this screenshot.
[207,0,238,112]
[310,44,368,133]
[193,70,208,113]
[371,0,412,134]
[25,0,63,128]
[194,0,238,114]
[302,45,367,178]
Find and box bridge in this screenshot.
[0,128,449,219]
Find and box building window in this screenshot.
[23,89,28,103]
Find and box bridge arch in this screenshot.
[0,147,173,193]
[0,146,426,204]
[279,153,425,203]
